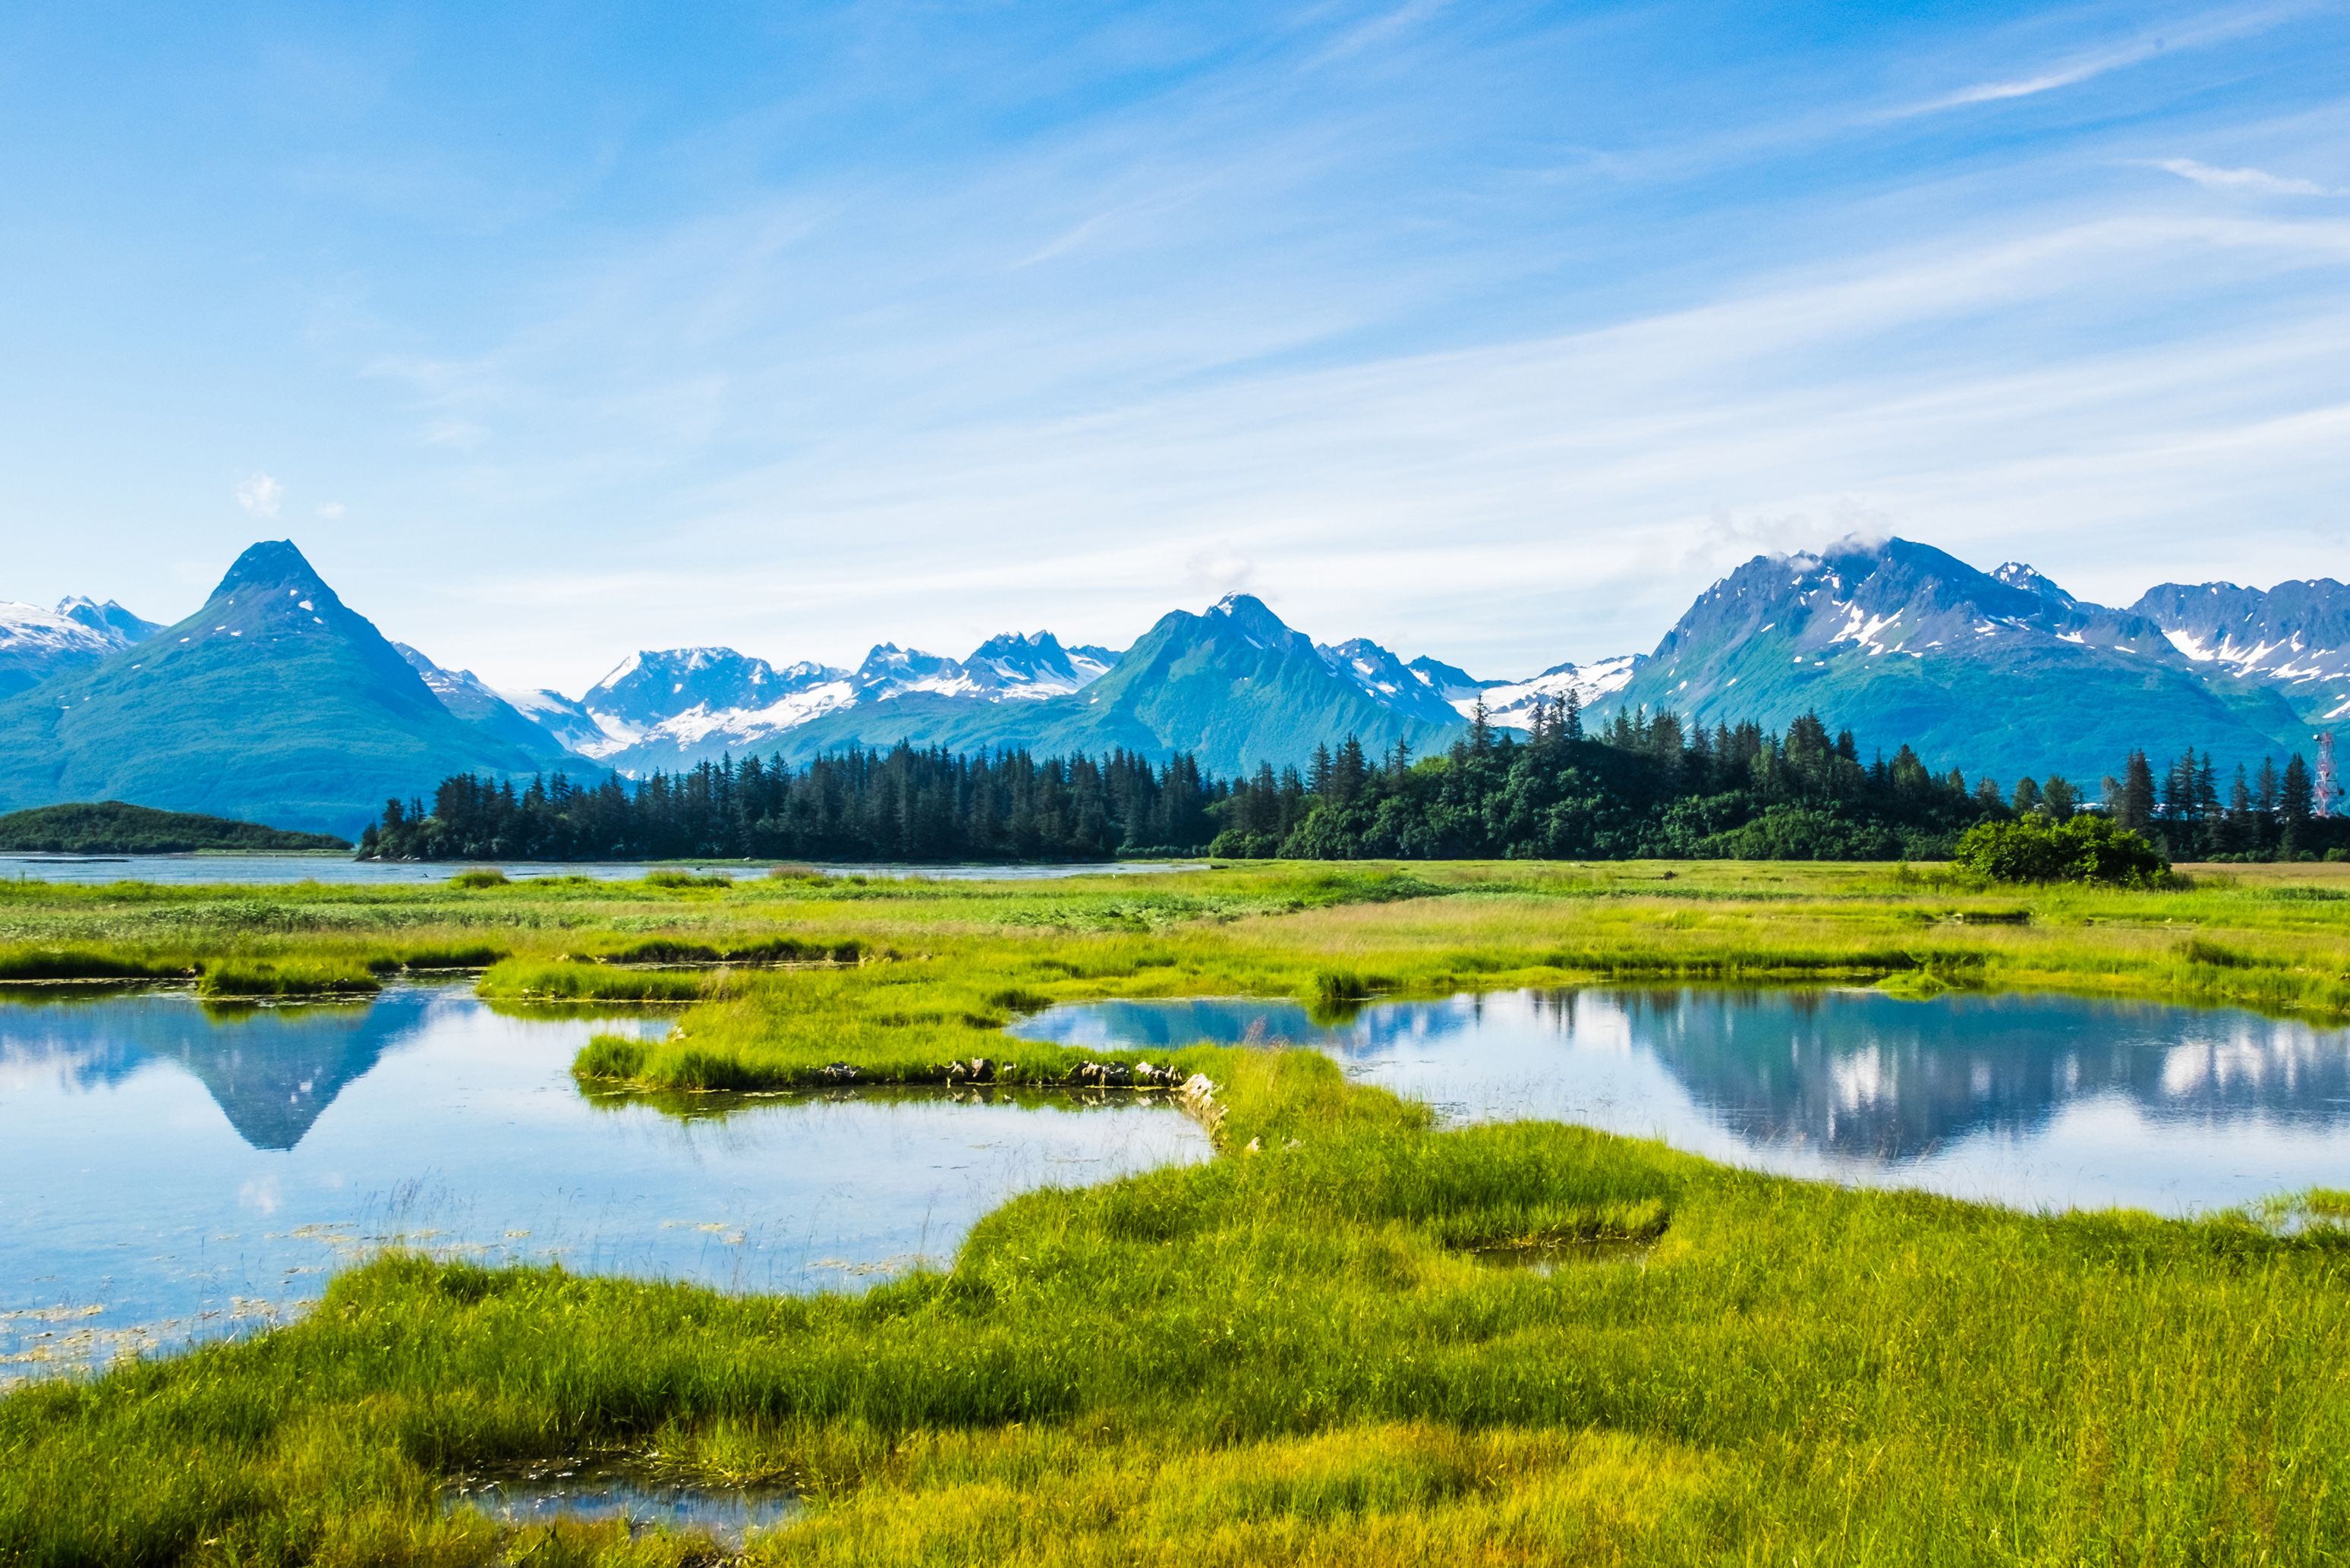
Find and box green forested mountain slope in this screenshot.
[739,594,1465,776]
[1598,540,2307,786]
[0,542,572,836]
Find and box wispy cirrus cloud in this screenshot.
[1886,2,2317,119]
[2147,157,2335,196]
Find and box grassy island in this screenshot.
[2,859,2349,1563]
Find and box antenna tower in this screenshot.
[2320,731,2339,820]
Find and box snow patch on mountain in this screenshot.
[963,631,1114,700]
[498,686,608,754]
[1478,656,1644,728]
[571,631,1132,772]
[0,597,160,697]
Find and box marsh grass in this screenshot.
[477,960,719,1005]
[4,1047,2348,1564]
[0,946,186,983]
[11,859,2350,1560]
[194,957,382,999]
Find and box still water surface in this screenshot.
[14,981,2346,1383]
[0,855,1198,886]
[0,987,1207,1380]
[1010,988,2350,1216]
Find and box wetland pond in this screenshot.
[12,981,2350,1384]
[0,986,1208,1380]
[1010,988,2350,1217]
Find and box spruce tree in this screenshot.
[2282,754,2316,855]
[2118,751,2156,832]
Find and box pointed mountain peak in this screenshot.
[970,629,1065,660]
[55,597,160,644]
[1991,562,2077,606]
[1205,593,1302,649]
[213,540,334,603]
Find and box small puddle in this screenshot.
[440,1460,799,1546]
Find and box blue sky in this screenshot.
[2,1,2347,693]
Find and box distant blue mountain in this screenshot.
[675,595,1469,778]
[2129,578,2350,726]
[0,597,158,697]
[0,542,578,836]
[1598,538,2308,784]
[5,535,2342,834]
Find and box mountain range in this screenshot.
[1,534,2344,836]
[1604,539,2326,786]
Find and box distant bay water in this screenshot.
[0,855,1200,886]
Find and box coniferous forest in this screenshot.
[361,694,2350,864]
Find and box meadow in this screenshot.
[4,858,2350,1564]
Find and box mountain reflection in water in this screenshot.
[4,989,433,1150]
[1010,988,2350,1214]
[0,985,1208,1381]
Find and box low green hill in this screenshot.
[0,801,348,854]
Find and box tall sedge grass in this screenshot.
[3,1049,2346,1563]
[8,861,2350,1561]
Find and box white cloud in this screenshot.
[267,0,2350,691]
[1184,547,1257,595]
[1889,4,2313,119]
[317,501,347,519]
[1310,0,1457,66]
[2148,158,2333,197]
[234,473,283,518]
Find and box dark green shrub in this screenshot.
[1951,816,2169,887]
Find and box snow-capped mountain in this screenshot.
[1989,562,2078,609]
[1398,652,1644,729]
[11,536,2342,830]
[853,644,975,701]
[963,632,1117,699]
[575,630,1130,774]
[761,592,1467,777]
[58,597,162,644]
[0,541,566,835]
[2130,578,2350,723]
[543,594,1646,776]
[575,649,854,767]
[393,644,579,764]
[1475,656,1645,729]
[0,597,159,697]
[496,686,608,757]
[1601,537,2303,782]
[1318,638,1463,727]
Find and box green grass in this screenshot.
[8,858,2350,1562]
[3,1047,2347,1564]
[193,957,381,999]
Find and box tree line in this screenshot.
[1209,697,1998,861]
[2099,748,2348,861]
[362,746,1213,862]
[361,692,2346,864]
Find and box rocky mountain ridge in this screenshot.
[9,536,2349,832]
